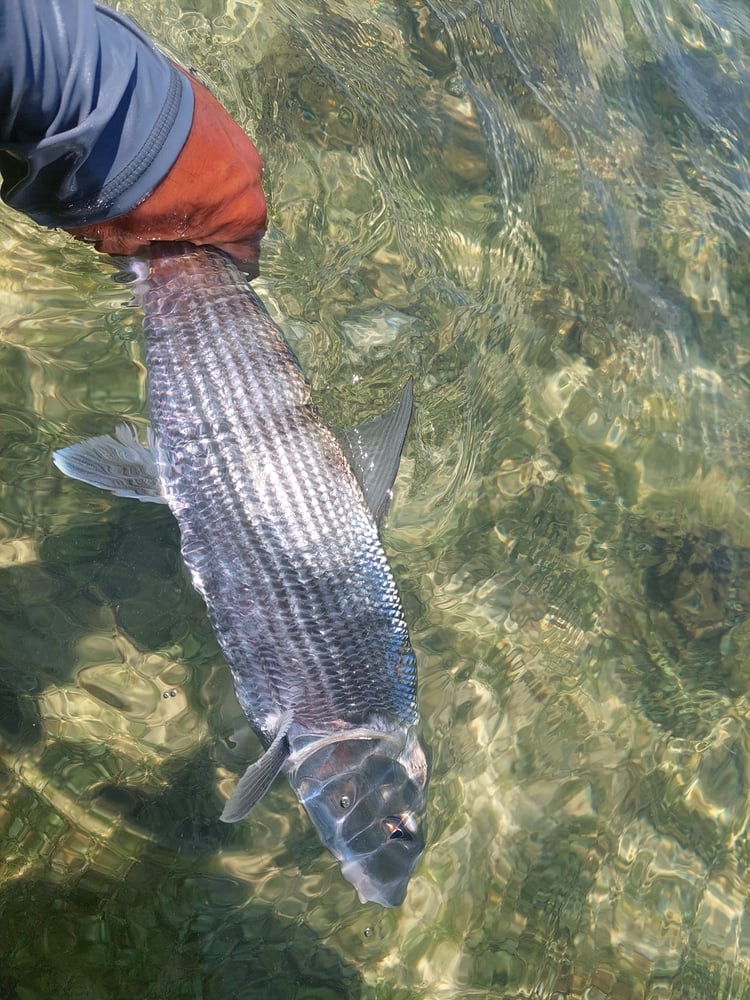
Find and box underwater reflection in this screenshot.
[2,0,750,995]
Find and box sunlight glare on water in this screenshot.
[2,0,750,997]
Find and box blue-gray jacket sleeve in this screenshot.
[0,0,194,228]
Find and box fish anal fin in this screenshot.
[220,711,294,823]
[336,378,413,524]
[53,424,167,504]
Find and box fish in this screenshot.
[53,242,430,907]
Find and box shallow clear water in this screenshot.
[2,0,750,997]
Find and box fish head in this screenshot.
[289,725,430,907]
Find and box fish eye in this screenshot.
[330,780,357,812]
[383,815,414,842]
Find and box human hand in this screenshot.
[67,69,267,269]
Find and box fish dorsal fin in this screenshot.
[53,424,167,504]
[336,379,413,524]
[220,711,294,823]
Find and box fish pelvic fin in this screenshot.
[220,711,294,823]
[53,424,167,504]
[336,378,413,524]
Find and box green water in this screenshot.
[2,0,750,996]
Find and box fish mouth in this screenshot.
[340,858,413,907]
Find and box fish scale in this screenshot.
[54,242,429,905]
[138,245,417,734]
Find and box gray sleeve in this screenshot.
[0,0,195,228]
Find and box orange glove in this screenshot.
[67,69,267,268]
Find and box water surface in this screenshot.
[2,0,750,997]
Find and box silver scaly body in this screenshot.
[54,243,429,906]
[142,246,416,735]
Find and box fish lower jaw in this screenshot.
[339,859,410,908]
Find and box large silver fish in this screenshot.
[53,242,429,906]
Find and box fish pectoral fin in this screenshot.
[53,424,167,504]
[219,711,294,823]
[336,378,414,524]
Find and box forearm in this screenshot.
[0,0,194,228]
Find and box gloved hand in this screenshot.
[67,68,267,268]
